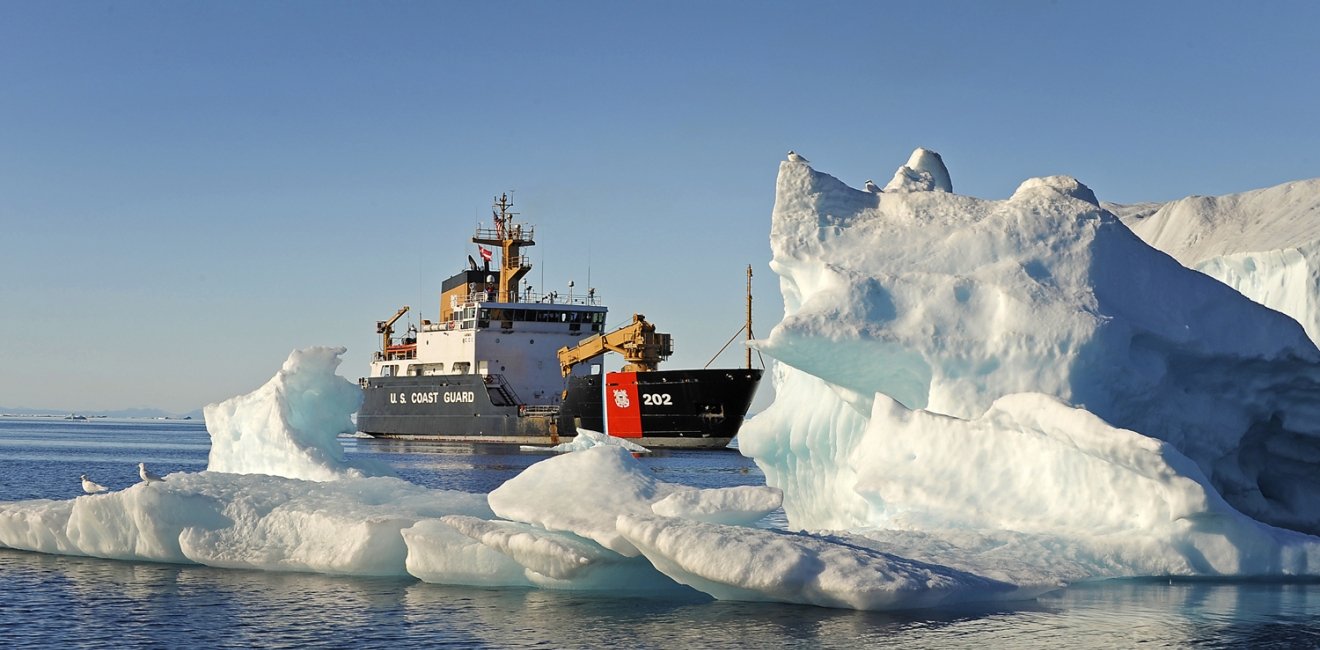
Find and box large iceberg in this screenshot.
[1116,179,1320,345]
[740,150,1320,571]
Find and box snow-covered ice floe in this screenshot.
[7,150,1320,612]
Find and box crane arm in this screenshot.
[557,313,673,376]
[376,306,410,351]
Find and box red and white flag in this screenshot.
[478,246,493,262]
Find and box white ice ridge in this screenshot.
[745,150,1320,540]
[0,473,492,574]
[204,346,390,481]
[1115,179,1320,345]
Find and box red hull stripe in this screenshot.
[604,372,643,438]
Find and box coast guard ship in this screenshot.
[356,193,762,449]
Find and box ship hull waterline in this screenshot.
[356,368,762,450]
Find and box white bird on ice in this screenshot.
[787,150,808,163]
[80,474,109,494]
[864,179,881,193]
[138,462,164,484]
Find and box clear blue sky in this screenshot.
[3,1,1319,413]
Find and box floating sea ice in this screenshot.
[617,514,1048,611]
[204,346,391,481]
[0,499,79,556]
[488,446,687,557]
[0,471,492,575]
[176,474,490,576]
[402,519,534,588]
[650,485,782,526]
[518,428,650,454]
[433,514,693,595]
[439,514,611,580]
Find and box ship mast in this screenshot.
[745,264,753,369]
[472,193,535,302]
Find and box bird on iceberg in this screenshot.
[864,179,881,193]
[138,462,164,485]
[80,474,109,494]
[787,150,809,163]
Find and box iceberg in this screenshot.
[1117,179,1320,345]
[204,346,391,481]
[740,150,1320,576]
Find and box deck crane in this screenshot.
[376,306,410,352]
[556,313,673,376]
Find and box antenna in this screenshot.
[746,264,753,369]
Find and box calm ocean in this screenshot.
[1,417,1318,649]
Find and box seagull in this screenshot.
[864,179,881,193]
[138,462,164,484]
[787,150,808,163]
[80,474,109,494]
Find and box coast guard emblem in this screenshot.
[612,389,631,409]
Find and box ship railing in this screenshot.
[483,373,523,407]
[520,404,560,418]
[474,224,535,244]
[456,290,602,307]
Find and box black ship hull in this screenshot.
[357,368,762,449]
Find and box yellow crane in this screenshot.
[377,306,410,352]
[557,314,673,376]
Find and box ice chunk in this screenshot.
[906,147,952,193]
[402,519,534,587]
[651,486,782,526]
[520,428,650,453]
[0,500,78,555]
[1011,175,1098,206]
[617,514,1045,611]
[407,515,697,595]
[439,514,614,580]
[0,471,490,575]
[204,347,390,481]
[884,147,953,193]
[487,446,684,556]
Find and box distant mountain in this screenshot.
[0,406,203,420]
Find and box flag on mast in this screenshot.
[478,246,493,262]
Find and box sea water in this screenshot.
[1,418,1318,649]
